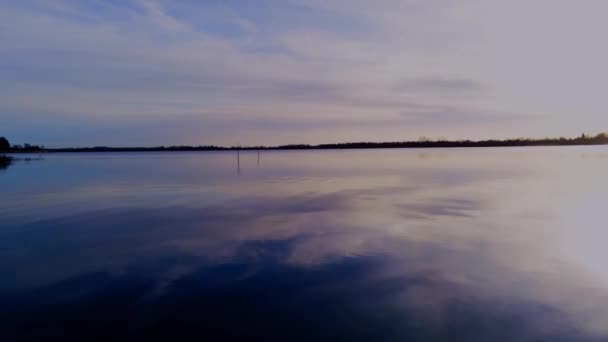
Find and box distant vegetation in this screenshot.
[1,136,42,169]
[0,137,13,169]
[0,137,12,169]
[43,132,608,152]
[0,137,9,151]
[1,133,607,153]
[9,143,45,152]
[0,137,44,153]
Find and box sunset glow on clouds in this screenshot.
[2,0,607,146]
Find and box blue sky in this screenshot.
[2,0,608,147]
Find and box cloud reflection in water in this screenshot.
[1,148,608,340]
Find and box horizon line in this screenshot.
[3,133,608,152]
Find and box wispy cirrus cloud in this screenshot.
[1,0,607,146]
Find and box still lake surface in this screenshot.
[1,147,608,340]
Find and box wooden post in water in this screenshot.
[237,145,241,175]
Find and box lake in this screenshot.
[1,147,608,340]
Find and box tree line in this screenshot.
[0,137,44,152]
[1,133,607,153]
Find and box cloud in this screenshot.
[392,77,487,96]
[135,0,189,33]
[399,107,513,125]
[1,0,606,146]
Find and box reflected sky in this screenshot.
[1,148,608,340]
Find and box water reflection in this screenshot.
[0,157,12,170]
[1,148,608,340]
[0,155,45,171]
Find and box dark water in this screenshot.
[2,148,608,341]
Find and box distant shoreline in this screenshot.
[4,134,608,153]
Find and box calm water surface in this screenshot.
[2,148,608,340]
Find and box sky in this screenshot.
[1,0,607,147]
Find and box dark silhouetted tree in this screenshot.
[0,137,10,151]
